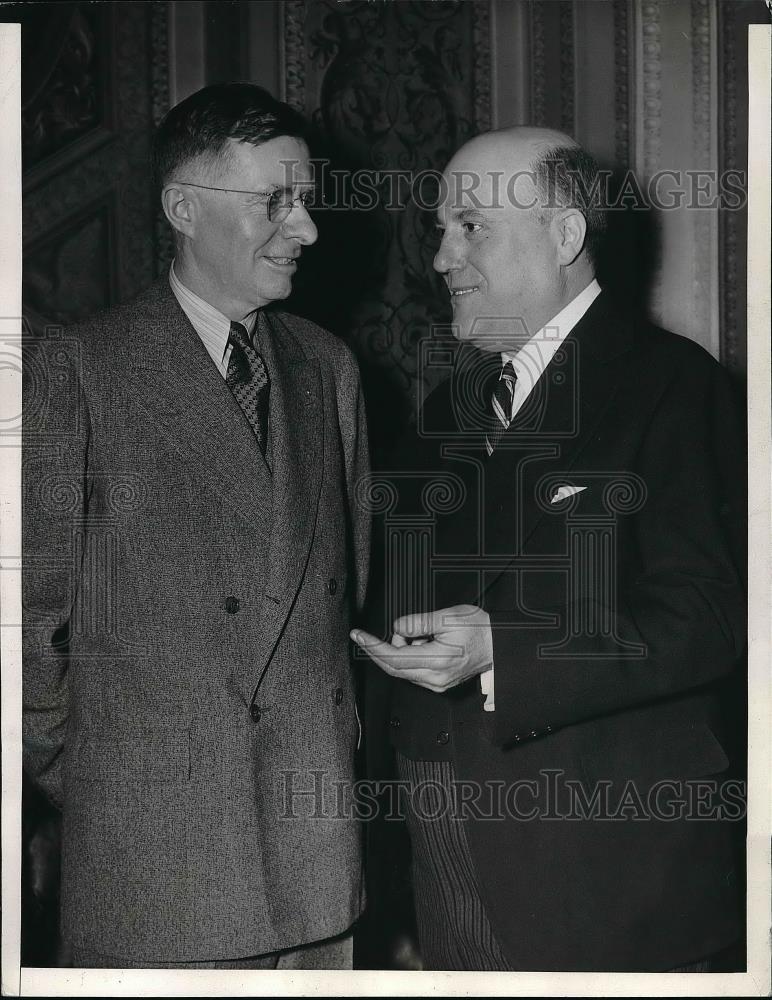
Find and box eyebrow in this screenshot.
[436,207,488,223]
[269,180,316,191]
[246,181,317,196]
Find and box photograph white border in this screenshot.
[1,17,769,999]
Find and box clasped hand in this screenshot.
[350,604,493,693]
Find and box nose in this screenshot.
[281,200,317,246]
[433,230,463,275]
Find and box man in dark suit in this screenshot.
[23,83,369,968]
[353,127,745,971]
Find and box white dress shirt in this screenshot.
[480,278,602,711]
[168,262,257,377]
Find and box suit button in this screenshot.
[436,731,450,746]
[249,704,261,722]
[225,596,240,614]
[529,730,538,738]
[389,716,401,729]
[328,577,338,595]
[334,687,344,705]
[545,725,553,733]
[513,734,521,742]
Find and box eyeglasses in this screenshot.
[171,181,315,223]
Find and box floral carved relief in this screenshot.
[285,0,491,445]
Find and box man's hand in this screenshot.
[350,604,493,693]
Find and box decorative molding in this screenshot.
[23,126,114,195]
[151,1,173,276]
[168,1,206,106]
[284,0,481,433]
[24,137,121,245]
[490,0,532,128]
[690,0,716,349]
[637,0,663,322]
[640,0,662,179]
[282,0,306,111]
[150,2,170,126]
[111,2,157,301]
[613,0,631,166]
[23,196,118,327]
[22,3,115,192]
[472,0,492,132]
[530,1,547,126]
[718,2,740,374]
[558,1,574,135]
[23,3,157,308]
[691,0,713,160]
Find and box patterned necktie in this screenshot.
[485,360,517,456]
[226,320,270,455]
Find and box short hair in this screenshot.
[152,83,309,188]
[531,145,607,268]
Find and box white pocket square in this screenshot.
[551,485,588,504]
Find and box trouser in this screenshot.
[397,754,716,973]
[396,753,513,971]
[69,927,354,970]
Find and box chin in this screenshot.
[256,286,290,307]
[453,327,502,354]
[452,324,474,344]
[469,339,507,354]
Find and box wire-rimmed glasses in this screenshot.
[169,181,315,223]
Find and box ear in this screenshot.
[553,208,587,266]
[161,184,198,240]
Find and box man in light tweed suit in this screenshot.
[23,84,369,969]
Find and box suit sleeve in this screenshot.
[22,333,91,808]
[484,353,746,745]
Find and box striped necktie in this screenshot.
[226,321,270,455]
[485,360,517,456]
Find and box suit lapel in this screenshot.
[122,284,324,703]
[233,310,324,702]
[258,310,323,605]
[478,293,636,582]
[124,283,273,532]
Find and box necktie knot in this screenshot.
[501,360,517,386]
[228,321,253,352]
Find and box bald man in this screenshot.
[354,129,745,971]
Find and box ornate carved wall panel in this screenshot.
[717,0,767,377]
[529,1,574,132]
[21,2,112,176]
[19,1,165,331]
[613,0,632,168]
[265,0,753,429]
[24,198,117,325]
[513,0,752,374]
[278,0,492,448]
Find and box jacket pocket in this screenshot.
[71,729,191,784]
[581,722,730,788]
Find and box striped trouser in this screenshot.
[396,753,513,971]
[396,755,716,973]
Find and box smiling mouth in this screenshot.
[449,286,479,297]
[265,256,297,266]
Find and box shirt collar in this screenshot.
[169,262,257,363]
[501,278,601,373]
